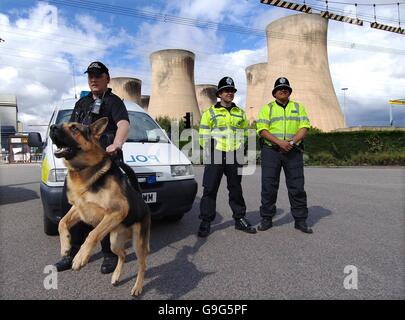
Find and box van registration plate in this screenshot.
[142,192,157,203]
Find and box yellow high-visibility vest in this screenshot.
[256,100,311,146]
[199,104,248,152]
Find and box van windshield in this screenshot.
[127,111,169,143]
[55,110,168,143]
[55,110,73,124]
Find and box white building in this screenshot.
[0,94,18,151]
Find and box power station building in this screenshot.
[245,63,268,123]
[195,84,217,113]
[108,77,142,105]
[141,95,150,112]
[148,49,201,123]
[260,13,345,132]
[0,94,18,152]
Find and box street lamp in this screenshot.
[341,88,348,127]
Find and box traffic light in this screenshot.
[184,112,192,129]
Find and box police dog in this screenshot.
[49,117,150,296]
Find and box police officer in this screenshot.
[54,61,131,272]
[198,77,256,237]
[256,77,313,234]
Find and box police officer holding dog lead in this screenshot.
[54,61,130,273]
[198,77,256,237]
[256,77,313,234]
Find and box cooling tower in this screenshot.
[263,14,345,131]
[108,77,141,104]
[245,63,268,123]
[148,49,201,122]
[141,95,150,112]
[195,84,217,113]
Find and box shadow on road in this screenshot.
[140,239,215,299]
[0,186,39,205]
[307,206,333,226]
[274,205,332,227]
[245,209,285,226]
[117,238,215,299]
[246,206,332,228]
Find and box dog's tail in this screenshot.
[118,161,142,193]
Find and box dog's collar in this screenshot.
[68,157,112,196]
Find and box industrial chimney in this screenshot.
[108,77,142,105]
[195,84,217,113]
[245,63,267,123]
[264,14,344,131]
[148,49,201,122]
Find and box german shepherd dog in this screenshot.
[49,117,150,296]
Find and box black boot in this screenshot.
[100,254,118,274]
[54,255,73,272]
[235,217,257,234]
[294,220,313,234]
[258,217,273,231]
[198,221,211,238]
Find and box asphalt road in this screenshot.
[0,164,404,300]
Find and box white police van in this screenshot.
[30,98,197,235]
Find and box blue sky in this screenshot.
[0,0,404,130]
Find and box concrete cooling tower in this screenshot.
[195,84,217,113]
[108,77,142,104]
[141,95,150,112]
[245,63,267,123]
[263,14,345,131]
[148,49,201,122]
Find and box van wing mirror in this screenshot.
[28,132,43,147]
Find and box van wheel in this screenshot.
[164,213,184,222]
[44,214,59,236]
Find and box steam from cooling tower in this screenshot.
[263,13,345,132]
[195,84,217,113]
[109,77,142,105]
[245,63,267,123]
[148,49,201,122]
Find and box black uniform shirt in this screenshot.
[70,88,129,136]
[275,99,289,109]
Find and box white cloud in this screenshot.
[326,9,405,125]
[0,2,134,132]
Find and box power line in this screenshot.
[5,23,404,67]
[312,0,405,6]
[286,0,404,23]
[42,0,403,32]
[3,1,402,56]
[2,19,404,57]
[1,2,403,76]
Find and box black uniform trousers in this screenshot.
[260,145,308,221]
[199,150,246,222]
